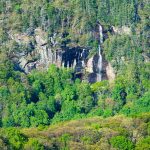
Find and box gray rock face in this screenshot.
[106,63,115,81]
[9,28,115,82]
[86,57,94,73]
[112,26,131,35]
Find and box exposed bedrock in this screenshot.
[10,27,116,82]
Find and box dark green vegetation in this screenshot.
[0,64,150,128]
[0,0,150,149]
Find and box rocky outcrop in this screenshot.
[9,27,116,83]
[142,53,150,62]
[86,57,94,73]
[9,28,98,81]
[112,26,131,35]
[106,63,115,81]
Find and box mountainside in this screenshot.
[0,0,150,149]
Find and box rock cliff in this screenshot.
[9,27,116,82]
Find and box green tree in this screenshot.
[24,138,44,150]
[110,136,134,150]
[135,136,150,150]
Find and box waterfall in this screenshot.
[62,62,65,68]
[97,24,103,81]
[73,59,76,68]
[67,61,70,69]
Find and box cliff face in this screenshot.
[10,27,115,82]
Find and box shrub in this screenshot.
[110,136,134,150]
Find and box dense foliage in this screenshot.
[0,0,149,149]
[0,114,150,149]
[0,62,149,128]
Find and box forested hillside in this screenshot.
[0,0,150,149]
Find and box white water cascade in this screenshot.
[97,24,103,81]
